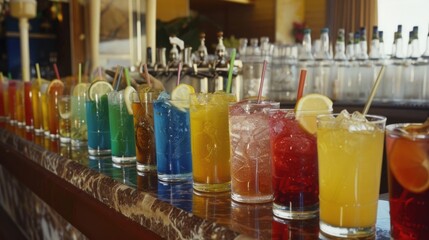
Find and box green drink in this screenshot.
[108,89,136,164]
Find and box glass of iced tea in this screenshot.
[132,89,160,172]
[228,100,279,203]
[386,122,429,240]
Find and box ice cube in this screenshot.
[351,111,367,122]
[157,91,170,100]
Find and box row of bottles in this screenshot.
[269,25,429,103]
[143,26,429,103]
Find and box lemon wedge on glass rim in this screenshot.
[88,80,113,101]
[171,83,195,110]
[295,93,333,134]
[124,85,137,115]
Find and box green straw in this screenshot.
[124,67,131,87]
[226,49,236,93]
[78,63,82,84]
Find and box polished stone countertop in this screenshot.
[0,126,391,239]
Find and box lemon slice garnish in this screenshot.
[72,83,89,97]
[295,93,333,134]
[171,83,195,109]
[124,85,137,115]
[88,80,113,101]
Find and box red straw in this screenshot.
[53,63,61,80]
[296,69,307,102]
[176,62,182,86]
[257,60,268,103]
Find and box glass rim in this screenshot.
[386,123,429,139]
[317,113,387,123]
[267,108,333,114]
[228,100,280,106]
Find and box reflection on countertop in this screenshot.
[0,126,392,239]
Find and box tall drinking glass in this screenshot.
[386,123,429,239]
[23,81,33,130]
[40,82,50,136]
[70,83,89,146]
[190,92,236,192]
[108,90,136,164]
[31,79,48,135]
[317,112,386,238]
[228,100,279,203]
[269,109,331,219]
[58,95,71,143]
[86,92,111,156]
[132,90,159,172]
[153,98,192,182]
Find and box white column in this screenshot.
[90,0,101,72]
[146,0,157,65]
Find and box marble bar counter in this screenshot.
[0,126,391,239]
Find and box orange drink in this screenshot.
[190,92,236,192]
[23,81,33,130]
[317,111,386,238]
[15,81,25,128]
[47,79,65,138]
[31,79,48,134]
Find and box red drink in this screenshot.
[269,109,318,219]
[386,123,429,240]
[8,81,17,125]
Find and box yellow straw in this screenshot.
[363,65,386,116]
[35,63,41,85]
[0,72,3,82]
[78,63,82,84]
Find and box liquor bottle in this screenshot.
[215,31,227,68]
[394,25,404,59]
[379,31,385,59]
[422,25,429,59]
[238,38,248,57]
[298,28,314,60]
[354,31,361,60]
[334,28,347,60]
[358,27,369,60]
[406,30,414,59]
[315,28,332,60]
[411,26,420,59]
[346,32,355,60]
[246,38,260,56]
[369,26,380,60]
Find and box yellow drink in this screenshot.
[40,84,50,135]
[190,92,236,192]
[317,112,386,238]
[15,81,25,128]
[31,79,48,134]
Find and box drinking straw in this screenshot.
[296,69,307,102]
[176,62,182,86]
[53,63,61,80]
[35,63,41,85]
[226,49,236,93]
[257,60,268,103]
[78,63,82,84]
[111,65,120,88]
[363,65,386,116]
[144,63,152,87]
[125,67,131,87]
[0,72,3,82]
[7,73,12,79]
[114,66,123,91]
